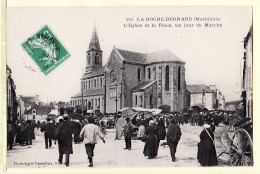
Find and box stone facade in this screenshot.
[7,65,18,121]
[242,26,253,118]
[186,84,225,110]
[71,27,187,113]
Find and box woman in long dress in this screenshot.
[137,119,146,139]
[143,120,159,159]
[197,120,218,166]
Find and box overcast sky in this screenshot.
[7,7,252,103]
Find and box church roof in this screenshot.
[88,25,101,51]
[83,67,105,79]
[145,49,184,63]
[114,48,184,64]
[116,48,147,64]
[71,88,105,98]
[186,84,215,94]
[132,80,157,92]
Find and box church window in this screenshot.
[98,98,100,107]
[165,65,169,91]
[148,68,151,80]
[140,95,143,107]
[150,95,153,107]
[95,99,97,106]
[87,53,91,65]
[94,79,97,88]
[135,95,138,106]
[137,68,141,80]
[100,78,103,87]
[97,78,99,89]
[178,66,181,91]
[86,81,88,90]
[95,53,99,65]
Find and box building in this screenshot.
[17,95,40,120]
[186,84,225,110]
[71,26,187,113]
[7,65,18,121]
[23,104,51,121]
[242,26,253,118]
[225,100,242,111]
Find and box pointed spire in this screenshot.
[88,24,101,51]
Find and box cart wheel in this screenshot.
[229,129,253,166]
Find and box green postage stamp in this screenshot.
[21,25,70,75]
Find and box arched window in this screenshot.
[165,65,169,91]
[86,81,88,90]
[91,80,93,89]
[100,77,103,87]
[87,53,91,65]
[150,95,153,107]
[137,68,141,80]
[148,68,151,79]
[97,78,99,89]
[94,79,97,88]
[178,66,181,91]
[95,53,99,65]
[140,95,143,107]
[135,95,138,106]
[85,99,87,106]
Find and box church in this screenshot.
[71,26,187,114]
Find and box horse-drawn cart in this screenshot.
[219,117,253,166]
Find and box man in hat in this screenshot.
[55,115,73,167]
[41,117,55,149]
[123,117,134,150]
[80,117,105,167]
[166,117,182,162]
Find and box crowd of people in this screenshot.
[7,109,235,167]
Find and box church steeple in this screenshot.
[88,25,101,51]
[86,25,103,72]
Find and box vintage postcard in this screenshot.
[4,6,254,171]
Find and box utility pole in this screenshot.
[115,82,118,114]
[81,69,84,117]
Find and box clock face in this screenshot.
[110,71,116,82]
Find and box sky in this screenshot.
[7,7,252,103]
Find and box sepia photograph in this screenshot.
[6,6,252,168]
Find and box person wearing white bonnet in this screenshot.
[57,116,64,122]
[149,120,155,126]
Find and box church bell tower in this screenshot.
[85,25,103,72]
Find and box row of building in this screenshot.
[7,25,252,121]
[70,26,226,114]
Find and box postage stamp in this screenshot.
[21,25,70,76]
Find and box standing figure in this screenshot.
[41,118,55,149]
[123,117,134,150]
[55,115,73,167]
[7,121,16,150]
[73,120,82,144]
[157,117,166,154]
[115,117,126,140]
[80,117,105,167]
[143,120,159,159]
[25,120,34,145]
[137,118,146,139]
[166,118,182,162]
[197,119,218,166]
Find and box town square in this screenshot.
[6,7,252,168]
